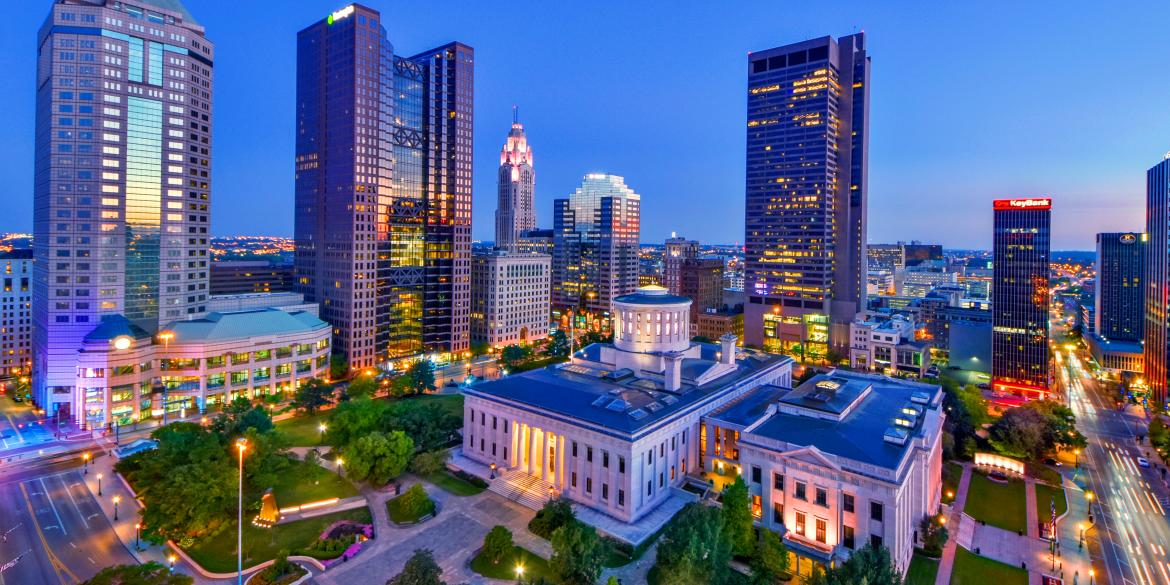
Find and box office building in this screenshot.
[33,0,216,418]
[1094,232,1144,342]
[470,251,551,347]
[294,5,473,371]
[679,258,725,335]
[1,250,33,382]
[516,228,554,256]
[210,260,294,295]
[744,33,870,354]
[944,306,992,373]
[902,243,943,267]
[495,109,535,251]
[898,268,957,298]
[867,244,902,271]
[552,174,641,313]
[991,198,1051,399]
[1146,158,1170,408]
[694,309,744,342]
[663,235,700,294]
[848,313,932,377]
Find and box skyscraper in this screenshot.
[33,0,214,415]
[991,198,1051,399]
[295,4,473,371]
[495,108,535,251]
[663,235,699,295]
[552,174,641,313]
[1145,157,1170,408]
[1095,232,1144,342]
[743,33,870,355]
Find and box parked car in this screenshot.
[1137,457,1151,468]
[1043,457,1062,467]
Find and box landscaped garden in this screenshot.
[949,546,1028,585]
[963,471,1027,534]
[470,545,553,581]
[905,553,940,585]
[425,469,486,496]
[271,457,360,505]
[183,507,372,573]
[386,484,436,524]
[274,410,331,446]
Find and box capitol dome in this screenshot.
[612,285,692,353]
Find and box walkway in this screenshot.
[935,463,972,585]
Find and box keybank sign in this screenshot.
[993,198,1051,211]
[327,5,355,25]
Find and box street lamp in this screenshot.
[1075,449,1081,468]
[97,472,103,496]
[318,423,327,444]
[1089,568,1094,584]
[134,523,141,550]
[112,495,121,521]
[236,438,248,585]
[490,463,497,480]
[1086,491,1095,522]
[515,564,524,581]
[336,457,344,476]
[83,452,91,474]
[1079,522,1085,549]
[169,554,177,574]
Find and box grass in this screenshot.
[906,553,940,585]
[1026,461,1063,486]
[269,458,359,506]
[963,472,1027,534]
[386,490,436,524]
[942,462,963,504]
[184,507,372,574]
[425,470,485,496]
[469,545,552,581]
[1033,482,1068,519]
[949,546,1028,585]
[274,410,331,446]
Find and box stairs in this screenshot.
[489,469,555,511]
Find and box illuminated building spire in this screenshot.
[495,109,535,250]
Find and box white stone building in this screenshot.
[849,314,933,377]
[470,251,551,347]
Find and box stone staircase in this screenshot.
[488,469,555,511]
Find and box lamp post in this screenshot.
[1086,491,1095,523]
[490,463,497,480]
[169,554,176,574]
[236,438,247,585]
[1075,449,1081,468]
[97,473,103,496]
[515,564,524,582]
[1079,522,1085,549]
[83,452,90,475]
[112,496,121,521]
[1089,568,1094,584]
[134,523,141,550]
[318,423,327,445]
[336,457,344,476]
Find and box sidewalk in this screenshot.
[1031,473,1094,585]
[935,463,972,585]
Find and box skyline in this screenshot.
[2,1,1168,248]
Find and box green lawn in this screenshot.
[184,507,372,573]
[425,470,485,496]
[269,458,359,506]
[906,553,940,585]
[1033,482,1068,520]
[964,472,1027,533]
[942,462,963,504]
[1026,461,1063,487]
[469,546,552,581]
[386,491,436,524]
[274,411,331,446]
[949,546,1028,585]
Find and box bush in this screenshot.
[482,525,514,564]
[399,484,433,518]
[528,497,575,539]
[410,450,450,477]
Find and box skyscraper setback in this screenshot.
[1145,157,1170,409]
[294,4,473,371]
[495,108,535,251]
[991,198,1051,399]
[32,0,214,414]
[743,33,870,356]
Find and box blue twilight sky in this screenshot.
[1,0,1168,250]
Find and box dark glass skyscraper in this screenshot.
[1094,232,1144,342]
[743,33,869,356]
[295,4,472,371]
[1144,157,1170,409]
[991,198,1051,399]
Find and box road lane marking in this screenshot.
[36,478,67,537]
[4,414,24,443]
[56,475,88,530]
[19,483,78,585]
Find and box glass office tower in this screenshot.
[1094,232,1144,342]
[295,4,472,372]
[1145,157,1170,410]
[552,174,641,314]
[32,0,213,420]
[991,198,1051,399]
[743,33,869,356]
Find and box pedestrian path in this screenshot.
[935,463,972,585]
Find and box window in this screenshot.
[571,472,577,488]
[774,473,784,491]
[815,487,828,507]
[572,441,578,457]
[586,478,592,494]
[587,447,593,463]
[618,489,625,507]
[843,525,855,549]
[795,511,806,536]
[659,473,664,487]
[794,481,807,501]
[619,457,625,474]
[751,465,761,484]
[815,518,827,543]
[843,493,855,513]
[870,534,883,548]
[602,484,609,500]
[773,502,783,523]
[603,451,609,468]
[646,481,652,496]
[870,501,884,522]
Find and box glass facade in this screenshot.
[552,174,641,313]
[1145,159,1170,409]
[991,199,1051,398]
[123,96,162,323]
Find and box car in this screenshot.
[12,395,22,403]
[1043,457,1062,467]
[1137,457,1150,468]
[977,383,990,390]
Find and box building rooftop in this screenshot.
[164,308,327,343]
[613,285,691,306]
[83,315,153,343]
[466,342,791,437]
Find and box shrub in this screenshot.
[482,525,514,564]
[528,497,575,539]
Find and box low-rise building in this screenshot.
[72,308,331,428]
[471,251,551,347]
[209,260,295,295]
[1,250,32,382]
[695,309,744,342]
[849,314,932,377]
[1085,335,1143,375]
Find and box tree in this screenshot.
[1151,417,1170,457]
[655,503,732,585]
[806,543,902,585]
[327,397,389,448]
[294,378,334,413]
[397,484,433,519]
[545,330,570,357]
[241,427,291,491]
[482,525,514,565]
[80,562,194,585]
[750,529,790,585]
[330,352,349,380]
[387,549,446,585]
[404,360,436,395]
[346,376,377,400]
[410,449,450,477]
[529,497,576,539]
[919,514,949,557]
[550,521,605,585]
[989,406,1049,459]
[825,348,845,366]
[501,344,532,369]
[211,398,274,437]
[343,430,414,485]
[722,475,755,558]
[470,341,492,357]
[386,400,462,452]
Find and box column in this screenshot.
[521,424,531,473]
[557,435,566,488]
[510,421,520,468]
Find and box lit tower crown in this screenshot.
[495,107,536,250]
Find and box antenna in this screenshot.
[512,105,518,124]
